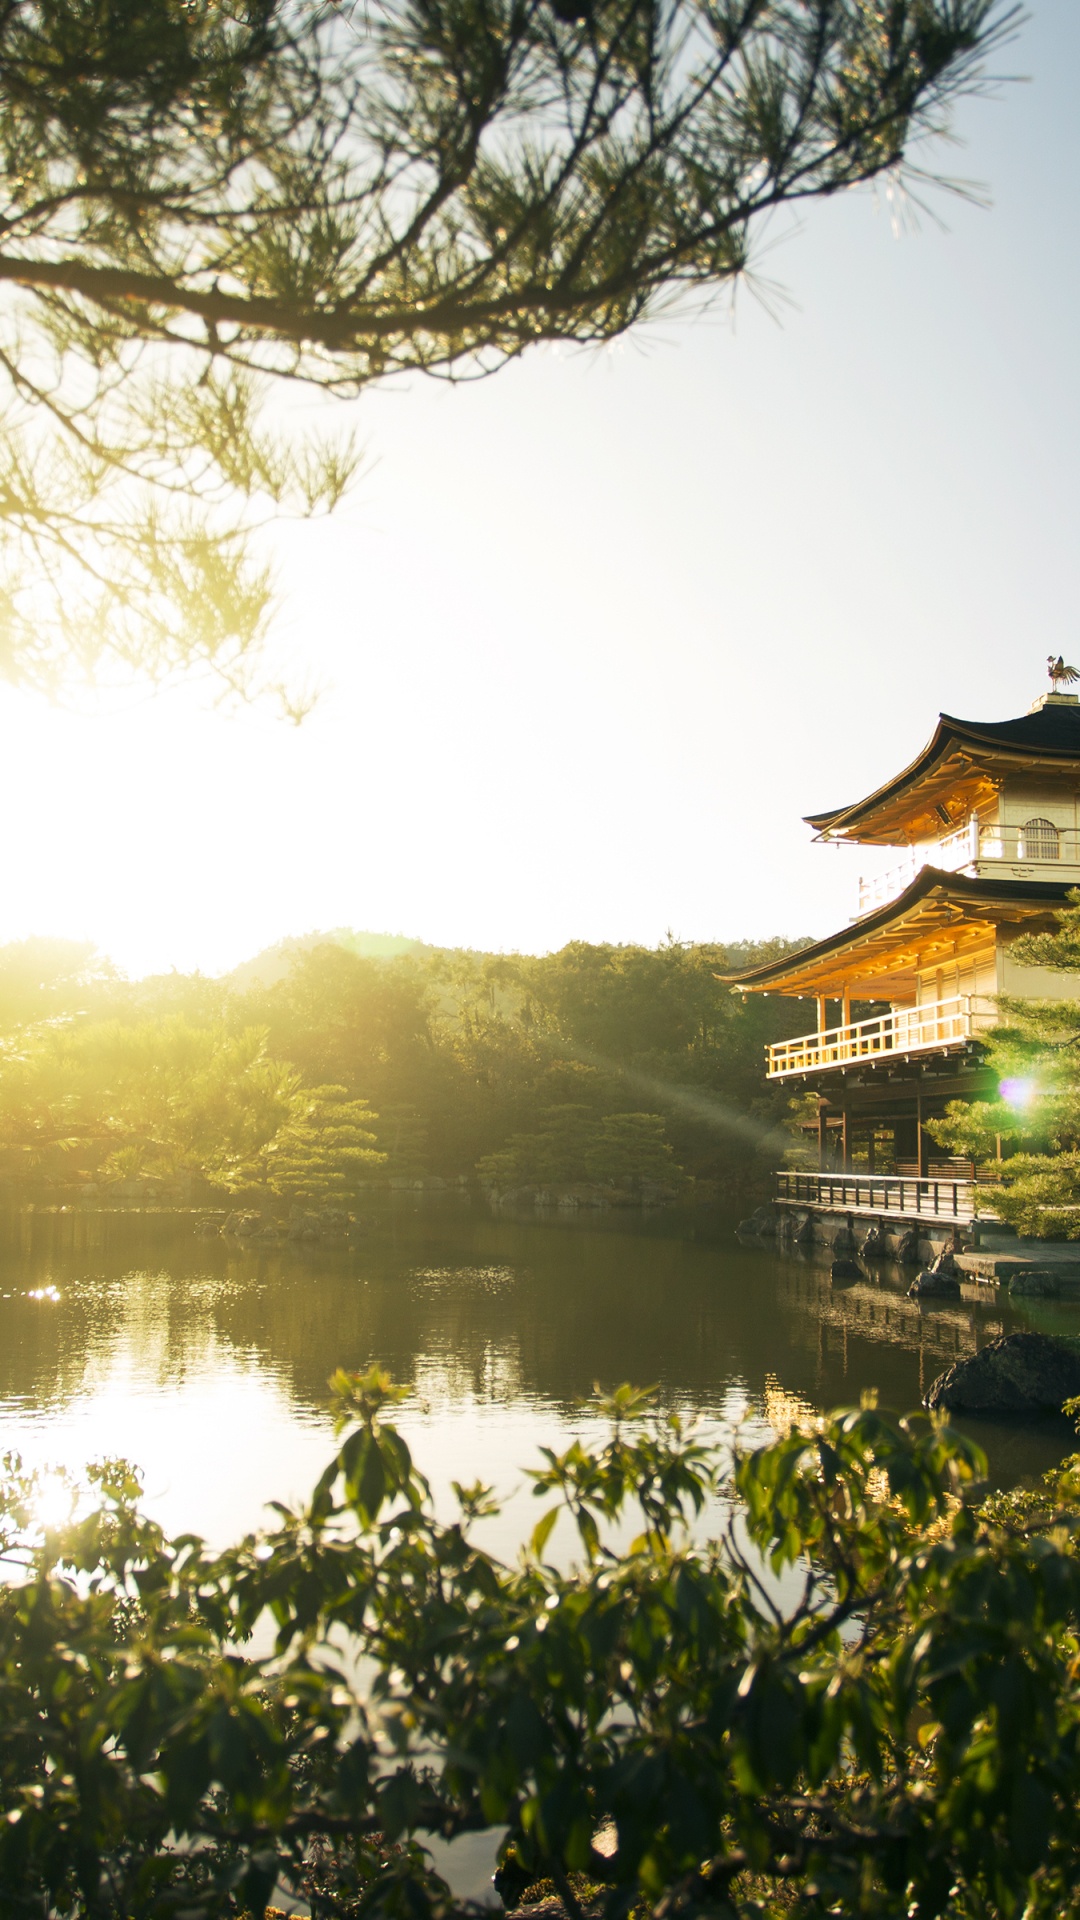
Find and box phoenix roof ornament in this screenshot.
[1048,654,1080,690]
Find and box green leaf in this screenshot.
[531,1507,559,1560]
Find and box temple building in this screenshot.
[730,684,1080,1224]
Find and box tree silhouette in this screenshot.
[0,0,1013,699]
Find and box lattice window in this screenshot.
[1020,816,1060,861]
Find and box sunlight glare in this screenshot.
[30,1468,76,1535]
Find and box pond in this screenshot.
[5,1199,1077,1905]
[0,1199,1076,1562]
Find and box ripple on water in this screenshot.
[0,1205,1075,1544]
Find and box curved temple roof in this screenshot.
[725,866,1072,1002]
[805,702,1080,846]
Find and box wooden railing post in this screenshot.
[773,1170,976,1224]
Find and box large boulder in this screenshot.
[1008,1273,1062,1297]
[926,1331,1080,1415]
[909,1268,961,1300]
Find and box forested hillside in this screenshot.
[0,932,812,1208]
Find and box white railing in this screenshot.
[856,820,979,914]
[856,852,920,915]
[974,824,1080,863]
[766,994,995,1080]
[856,821,1080,915]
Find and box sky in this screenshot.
[1,0,1077,980]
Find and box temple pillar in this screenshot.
[916,1095,930,1178]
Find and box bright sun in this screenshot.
[30,1468,76,1535]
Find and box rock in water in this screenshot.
[896,1226,922,1267]
[831,1256,862,1282]
[908,1268,961,1300]
[926,1331,1080,1415]
[1008,1271,1061,1298]
[860,1222,888,1258]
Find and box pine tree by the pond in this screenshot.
[932,889,1080,1236]
[253,1085,386,1208]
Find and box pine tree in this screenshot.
[255,1085,386,1208]
[0,0,1011,694]
[931,891,1080,1237]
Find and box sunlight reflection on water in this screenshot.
[0,1203,1076,1554]
[3,1203,1077,1909]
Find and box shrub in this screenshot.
[3,1370,1080,1918]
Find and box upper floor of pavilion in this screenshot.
[729,677,1080,1083]
[808,691,1080,916]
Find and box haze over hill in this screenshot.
[229,929,441,990]
[227,929,803,991]
[0,928,812,1208]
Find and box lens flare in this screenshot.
[999,1076,1037,1112]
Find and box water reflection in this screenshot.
[0,1205,1074,1551]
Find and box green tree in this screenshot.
[241,1082,386,1205]
[524,939,756,1063]
[0,938,116,1034]
[243,943,461,1173]
[477,1100,681,1187]
[477,1101,598,1183]
[237,933,812,1197]
[246,944,433,1089]
[582,1110,678,1187]
[0,0,1010,694]
[0,1015,299,1191]
[374,1103,431,1179]
[502,939,813,1193]
[930,892,1080,1236]
[0,930,820,1204]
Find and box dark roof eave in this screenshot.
[805,707,1080,838]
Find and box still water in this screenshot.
[0,1202,1077,1554]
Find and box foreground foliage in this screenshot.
[6,1367,1080,1917]
[0,0,1013,694]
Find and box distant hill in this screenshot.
[227,928,812,990]
[227,928,500,989]
[228,929,431,989]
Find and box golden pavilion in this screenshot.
[731,686,1080,1219]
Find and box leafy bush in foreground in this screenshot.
[2,1371,1080,1918]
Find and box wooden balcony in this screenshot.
[775,1169,979,1223]
[856,821,1080,916]
[766,994,995,1081]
